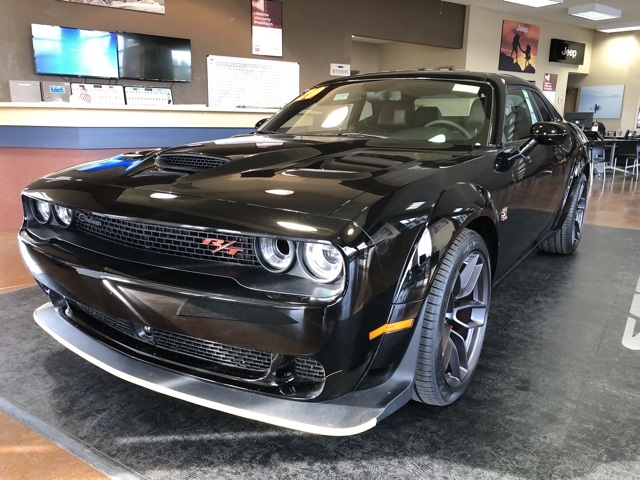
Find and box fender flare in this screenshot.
[361,183,500,389]
[392,182,499,305]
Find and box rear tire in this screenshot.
[538,173,587,255]
[412,229,491,406]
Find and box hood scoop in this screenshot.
[155,153,230,172]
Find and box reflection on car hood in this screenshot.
[45,135,481,219]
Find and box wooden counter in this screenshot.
[0,103,276,149]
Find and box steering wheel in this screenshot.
[424,120,472,139]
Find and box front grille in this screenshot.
[75,302,132,337]
[71,301,273,379]
[156,154,229,171]
[69,300,325,386]
[154,329,272,373]
[73,212,260,266]
[294,357,326,381]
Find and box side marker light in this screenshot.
[369,319,415,340]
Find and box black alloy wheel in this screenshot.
[412,229,491,406]
[538,173,588,255]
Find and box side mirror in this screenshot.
[495,122,571,174]
[255,118,268,130]
[530,122,569,146]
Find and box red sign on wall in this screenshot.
[252,0,283,57]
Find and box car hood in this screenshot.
[46,135,478,219]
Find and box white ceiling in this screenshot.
[446,0,640,29]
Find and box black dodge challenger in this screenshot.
[19,71,589,435]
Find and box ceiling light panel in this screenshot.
[597,20,640,33]
[504,0,562,7]
[568,3,622,21]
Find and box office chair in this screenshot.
[612,139,640,179]
[589,141,608,185]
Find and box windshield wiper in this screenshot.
[334,132,388,139]
[302,132,387,139]
[465,142,484,154]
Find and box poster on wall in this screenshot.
[498,20,540,74]
[542,73,558,104]
[252,0,283,57]
[578,85,625,119]
[58,0,165,14]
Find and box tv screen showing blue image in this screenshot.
[32,24,118,79]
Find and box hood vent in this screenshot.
[155,153,230,172]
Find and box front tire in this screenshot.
[412,229,491,406]
[538,173,587,255]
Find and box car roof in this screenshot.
[317,70,532,90]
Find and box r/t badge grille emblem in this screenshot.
[202,238,244,256]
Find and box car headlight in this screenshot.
[32,199,51,224]
[53,205,74,227]
[299,242,343,283]
[255,237,296,273]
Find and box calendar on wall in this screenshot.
[207,55,299,110]
[124,86,173,107]
[70,83,126,106]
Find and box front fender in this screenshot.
[392,182,498,305]
[359,183,499,389]
[430,182,496,228]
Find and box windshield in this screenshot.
[259,78,494,147]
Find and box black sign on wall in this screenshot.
[549,38,586,65]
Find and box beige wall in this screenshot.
[571,32,640,131]
[464,6,594,116]
[379,42,466,71]
[5,1,639,126]
[351,41,466,74]
[0,0,466,104]
[351,42,381,75]
[464,7,640,128]
[351,5,602,118]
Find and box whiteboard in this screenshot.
[207,55,299,110]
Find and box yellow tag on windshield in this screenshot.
[295,86,328,101]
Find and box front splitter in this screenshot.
[34,302,416,436]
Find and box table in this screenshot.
[589,138,639,178]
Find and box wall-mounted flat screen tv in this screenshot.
[31,24,118,78]
[117,32,192,82]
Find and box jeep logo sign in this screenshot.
[549,39,585,65]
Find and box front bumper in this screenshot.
[34,302,418,435]
[19,220,424,401]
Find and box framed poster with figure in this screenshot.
[499,20,540,74]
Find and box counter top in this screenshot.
[0,102,276,128]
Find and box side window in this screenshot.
[503,89,540,143]
[529,91,555,122]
